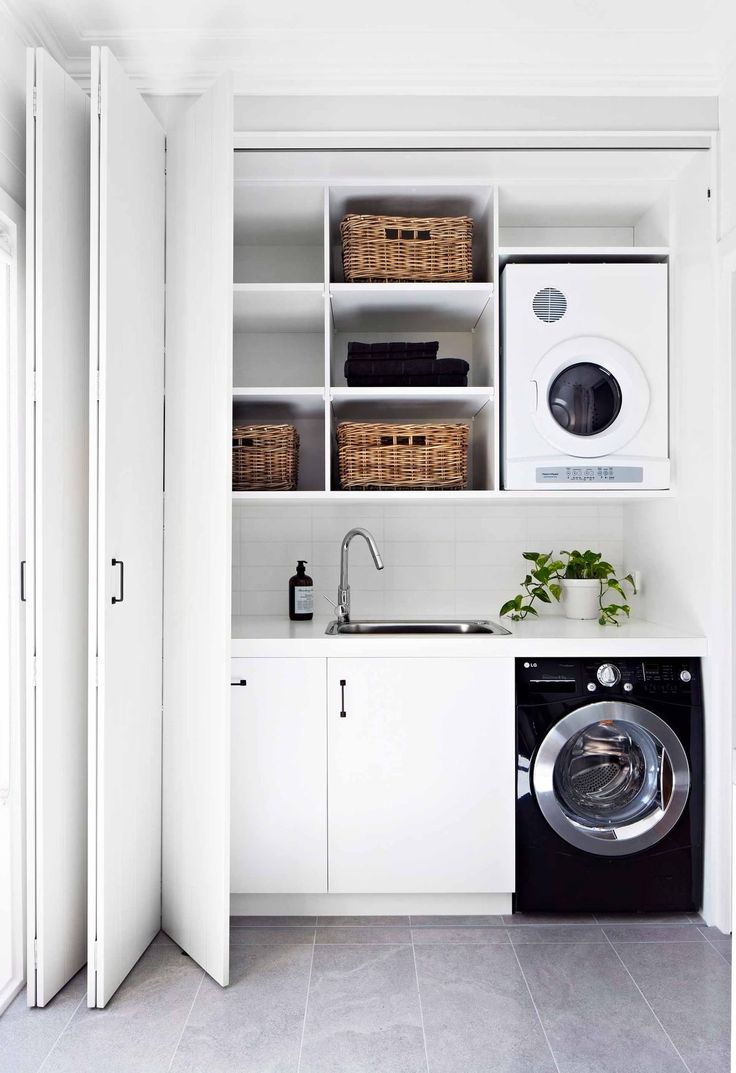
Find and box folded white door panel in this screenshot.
[26,47,90,1008]
[88,45,165,1008]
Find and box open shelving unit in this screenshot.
[230,161,673,501]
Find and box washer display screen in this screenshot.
[548,362,622,436]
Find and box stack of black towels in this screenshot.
[344,341,470,387]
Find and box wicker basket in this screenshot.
[340,214,473,283]
[337,422,469,490]
[232,424,299,491]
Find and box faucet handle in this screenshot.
[321,594,340,616]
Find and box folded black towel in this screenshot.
[345,357,469,378]
[346,374,469,387]
[347,340,440,359]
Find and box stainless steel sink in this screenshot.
[325,619,510,636]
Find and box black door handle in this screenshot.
[230,679,247,686]
[20,560,26,602]
[112,558,124,604]
[339,679,347,718]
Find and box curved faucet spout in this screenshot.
[337,527,384,624]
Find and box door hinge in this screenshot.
[32,656,37,687]
[93,940,99,969]
[32,371,37,402]
[33,939,38,966]
[32,87,38,118]
[96,369,100,401]
[97,83,102,115]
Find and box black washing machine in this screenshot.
[516,657,703,913]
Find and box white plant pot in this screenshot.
[560,579,601,620]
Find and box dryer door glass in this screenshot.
[548,362,622,436]
[532,702,690,857]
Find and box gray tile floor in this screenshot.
[1,914,730,1073]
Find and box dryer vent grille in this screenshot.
[533,287,567,323]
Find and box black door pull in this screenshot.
[339,679,347,718]
[112,558,124,604]
[20,560,26,602]
[230,679,247,686]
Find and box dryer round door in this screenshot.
[531,336,651,458]
[532,701,690,857]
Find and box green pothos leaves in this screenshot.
[500,549,637,626]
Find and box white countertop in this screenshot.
[232,615,707,658]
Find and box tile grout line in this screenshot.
[410,929,432,1073]
[697,926,732,966]
[166,966,205,1073]
[507,929,563,1073]
[36,990,87,1073]
[602,933,693,1073]
[296,928,317,1073]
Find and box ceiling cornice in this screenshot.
[1,0,68,61]
[2,1,725,99]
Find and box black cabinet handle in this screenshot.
[230,679,247,687]
[339,679,347,718]
[20,560,26,602]
[112,558,124,604]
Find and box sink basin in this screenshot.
[325,619,510,636]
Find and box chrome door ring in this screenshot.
[533,701,690,857]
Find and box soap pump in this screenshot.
[289,560,314,621]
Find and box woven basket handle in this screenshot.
[379,434,427,447]
[384,227,431,241]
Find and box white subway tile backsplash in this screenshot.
[232,502,627,618]
[384,515,455,542]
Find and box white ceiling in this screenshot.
[7,0,736,96]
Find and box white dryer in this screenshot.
[501,262,669,490]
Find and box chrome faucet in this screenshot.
[337,528,384,624]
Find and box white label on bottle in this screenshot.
[294,586,313,614]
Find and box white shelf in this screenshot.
[233,284,324,332]
[232,387,325,418]
[232,488,673,503]
[498,246,669,266]
[330,387,493,421]
[329,283,493,332]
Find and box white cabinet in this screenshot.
[231,658,327,893]
[326,657,515,894]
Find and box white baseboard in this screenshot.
[0,976,24,1016]
[230,892,513,916]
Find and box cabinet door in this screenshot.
[231,659,327,893]
[327,658,515,894]
[26,47,90,1008]
[87,47,165,1008]
[162,73,233,987]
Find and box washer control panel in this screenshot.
[517,658,700,701]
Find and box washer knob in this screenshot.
[586,682,596,692]
[597,663,621,687]
[680,669,692,683]
[623,682,634,693]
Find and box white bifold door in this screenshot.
[87,47,232,1005]
[87,45,165,1008]
[25,48,90,1008]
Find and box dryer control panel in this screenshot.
[517,657,700,703]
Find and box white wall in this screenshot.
[233,501,625,620]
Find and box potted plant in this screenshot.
[500,549,637,625]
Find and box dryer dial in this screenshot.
[597,663,621,688]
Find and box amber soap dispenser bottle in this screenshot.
[289,560,314,621]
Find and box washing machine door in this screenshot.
[531,336,651,459]
[532,701,690,857]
